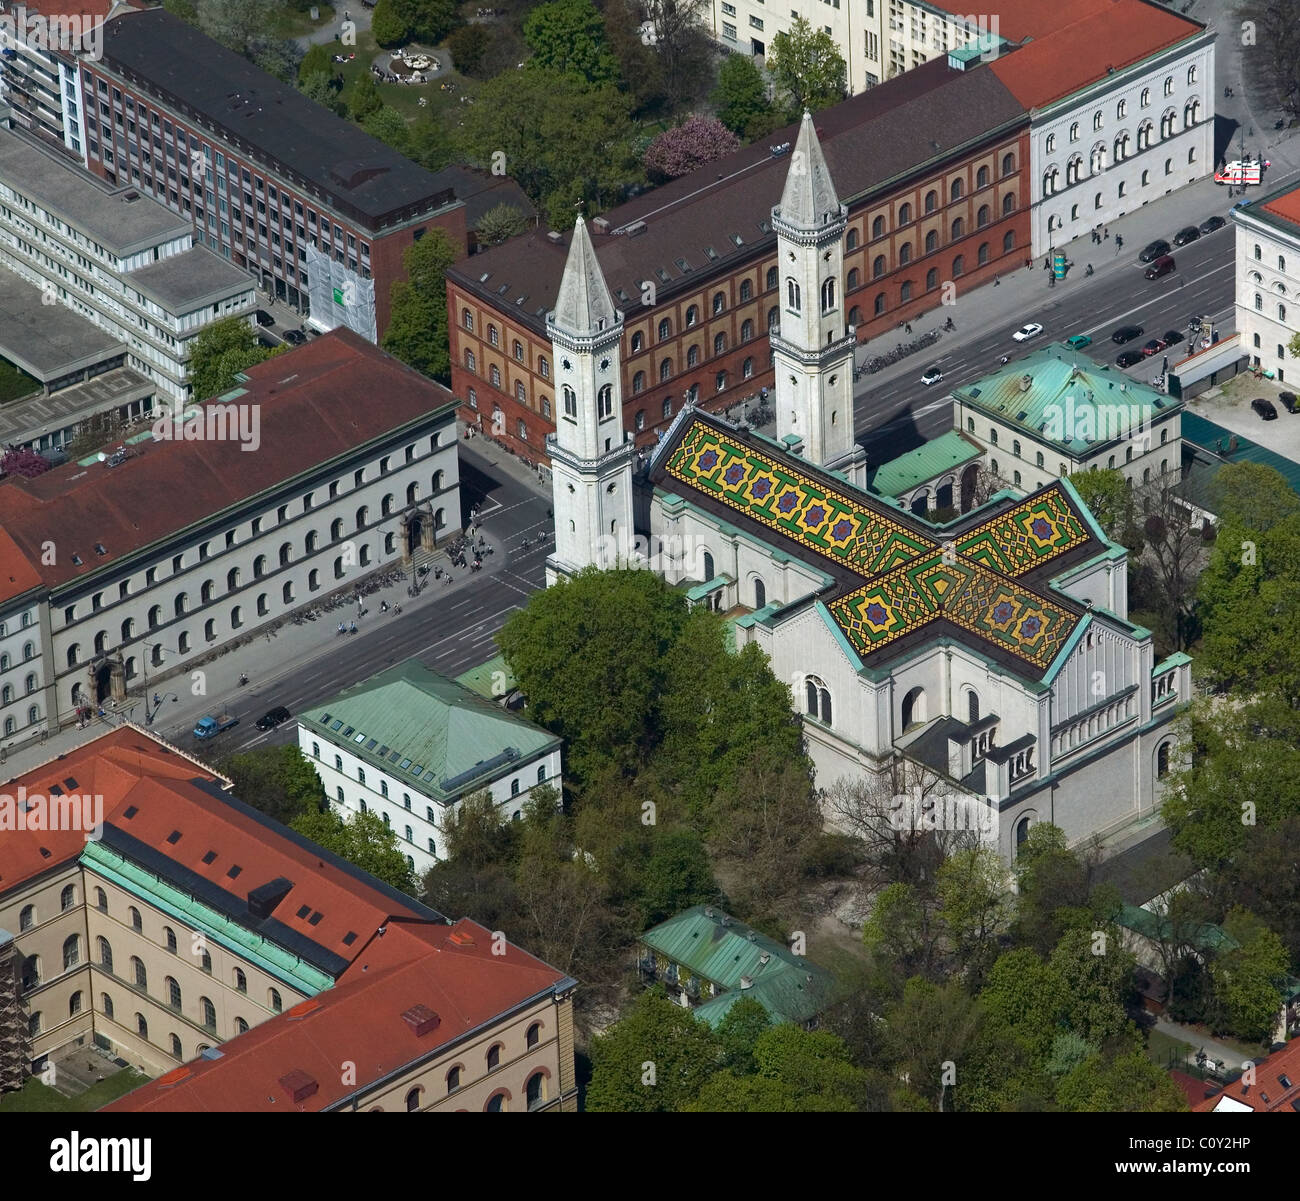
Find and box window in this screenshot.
[527,1071,546,1109]
[63,934,80,969]
[235,968,247,993]
[235,1017,249,1035]
[714,331,727,355]
[270,988,282,1013]
[137,1013,148,1038]
[686,305,699,327]
[164,927,177,954]
[925,230,938,254]
[61,884,76,911]
[874,292,886,316]
[98,937,113,972]
[69,991,83,1016]
[1002,231,1015,253]
[900,281,913,302]
[898,202,912,224]
[487,1044,502,1070]
[1045,133,1056,154]
[712,291,726,315]
[631,331,643,353]
[447,1066,461,1093]
[462,309,473,332]
[804,675,832,725]
[406,1087,422,1112]
[170,1034,182,1058]
[924,190,937,214]
[786,279,800,312]
[19,905,34,932]
[130,906,142,932]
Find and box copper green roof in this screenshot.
[866,430,984,497]
[953,343,1180,455]
[1179,412,1300,510]
[302,659,560,803]
[640,905,836,1027]
[651,411,1106,677]
[1116,903,1240,955]
[454,654,516,702]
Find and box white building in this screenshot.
[551,111,1191,862]
[300,660,564,879]
[0,329,461,748]
[951,344,1184,497]
[0,125,255,400]
[1232,182,1300,384]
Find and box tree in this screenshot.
[217,745,325,825]
[299,70,343,114]
[1143,886,1218,1005]
[1056,1050,1189,1111]
[714,996,772,1074]
[65,410,131,460]
[406,115,456,173]
[978,948,1063,1065]
[602,0,667,115]
[1240,0,1300,122]
[446,23,491,77]
[638,828,721,926]
[420,790,520,927]
[885,978,983,1110]
[640,0,714,113]
[1011,822,1104,955]
[936,846,1013,988]
[1209,460,1300,536]
[765,17,847,118]
[862,883,940,985]
[1209,907,1290,1043]
[370,0,406,45]
[197,0,287,58]
[381,226,459,382]
[1066,467,1142,552]
[361,106,411,154]
[711,53,780,139]
[348,72,383,122]
[391,0,459,44]
[252,38,302,84]
[0,447,51,478]
[523,0,621,86]
[1211,816,1300,966]
[496,567,689,788]
[298,43,334,84]
[474,203,529,248]
[456,68,643,221]
[188,316,282,400]
[1130,475,1210,652]
[1048,924,1135,1050]
[643,114,740,180]
[291,807,417,893]
[586,988,720,1111]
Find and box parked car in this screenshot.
[1065,334,1092,350]
[1138,239,1172,263]
[1112,324,1145,343]
[1172,226,1201,246]
[1252,398,1279,420]
[254,309,275,327]
[1162,330,1184,347]
[1141,338,1167,356]
[920,366,944,386]
[1116,350,1145,368]
[1198,215,1227,234]
[1143,254,1176,280]
[255,706,291,731]
[283,329,306,345]
[1012,322,1044,342]
[1279,391,1299,413]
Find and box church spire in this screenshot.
[776,111,842,232]
[550,216,618,337]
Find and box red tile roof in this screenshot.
[11,0,142,22]
[0,727,432,959]
[0,329,455,604]
[987,0,1203,110]
[104,917,568,1112]
[1192,1040,1300,1112]
[1260,184,1300,232]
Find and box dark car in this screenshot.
[1173,226,1201,246]
[1142,338,1167,356]
[1162,330,1184,346]
[1199,215,1226,234]
[283,329,307,345]
[1279,391,1299,413]
[1116,350,1145,368]
[1251,398,1279,420]
[255,706,291,731]
[1138,239,1172,263]
[1112,324,1145,343]
[254,309,275,327]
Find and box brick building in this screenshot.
[448,55,1031,460]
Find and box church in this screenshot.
[542,115,1190,861]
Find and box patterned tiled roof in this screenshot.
[656,414,1102,675]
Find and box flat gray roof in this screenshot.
[0,268,125,380]
[0,129,191,257]
[128,248,255,312]
[0,366,153,450]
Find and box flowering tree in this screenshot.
[644,115,741,181]
[0,447,51,478]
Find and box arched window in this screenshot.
[164,926,177,954]
[1002,230,1015,253]
[270,988,282,1013]
[235,967,247,993]
[632,371,645,394]
[901,686,926,730]
[170,1034,182,1058]
[821,278,836,312]
[527,1071,546,1109]
[527,1022,542,1049]
[486,1092,506,1112]
[950,217,964,240]
[461,308,473,331]
[925,230,938,254]
[659,358,672,382]
[687,345,699,367]
[562,385,577,418]
[967,690,980,723]
[61,884,75,911]
[977,203,991,228]
[765,265,778,290]
[20,904,34,931]
[598,384,613,420]
[871,215,885,239]
[447,1065,462,1093]
[166,976,181,1010]
[900,280,913,302]
[235,1017,249,1035]
[926,268,938,291]
[98,936,113,972]
[69,991,83,1016]
[102,993,114,1020]
[899,242,912,265]
[487,1043,502,1070]
[1157,741,1172,778]
[63,934,80,968]
[873,292,886,316]
[714,331,726,355]
[741,318,754,342]
[950,179,964,202]
[712,291,726,315]
[740,277,754,299]
[872,254,886,279]
[924,190,937,214]
[899,202,912,224]
[685,305,699,327]
[786,279,801,312]
[753,576,766,609]
[1015,814,1032,850]
[406,1087,422,1112]
[201,996,216,1029]
[658,317,671,341]
[804,675,832,725]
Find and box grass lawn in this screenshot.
[1146,1026,1190,1070]
[0,357,39,403]
[0,1067,149,1112]
[328,31,474,123]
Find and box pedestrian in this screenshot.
[994,277,1000,286]
[905,322,912,334]
[1103,227,1109,239]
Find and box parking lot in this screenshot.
[1184,372,1300,462]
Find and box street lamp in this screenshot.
[141,640,180,724]
[146,692,179,727]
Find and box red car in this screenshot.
[1141,337,1168,356]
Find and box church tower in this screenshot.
[771,112,866,485]
[545,216,636,586]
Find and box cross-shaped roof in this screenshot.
[652,413,1106,677]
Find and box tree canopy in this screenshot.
[765,18,847,118]
[188,316,284,400]
[381,227,459,382]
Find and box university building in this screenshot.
[300,660,563,879]
[1232,181,1300,383]
[0,330,460,748]
[0,726,578,1112]
[544,115,1192,861]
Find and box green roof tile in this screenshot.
[866,430,984,497]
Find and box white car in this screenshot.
[1012,322,1044,342]
[920,367,944,386]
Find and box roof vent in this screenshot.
[449,930,476,947]
[739,975,754,989]
[402,1004,441,1037]
[546,230,564,243]
[704,907,714,917]
[279,1069,319,1104]
[593,217,610,232]
[624,220,647,238]
[759,952,771,965]
[1018,374,1033,392]
[747,932,757,942]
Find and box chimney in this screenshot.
[279,1069,319,1104]
[246,877,293,920]
[401,1004,441,1038]
[739,975,754,990]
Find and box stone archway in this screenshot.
[87,654,125,705]
[935,476,955,511]
[910,488,930,516]
[960,463,978,512]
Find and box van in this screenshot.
[1143,254,1176,280]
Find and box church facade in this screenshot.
[545,116,1190,861]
